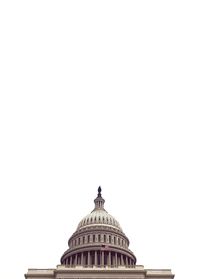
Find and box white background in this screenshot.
[0,1,200,279]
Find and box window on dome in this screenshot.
[109,235,111,243]
[88,235,90,243]
[98,234,101,242]
[93,235,95,242]
[104,234,106,242]
[114,236,116,244]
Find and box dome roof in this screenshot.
[77,209,122,231]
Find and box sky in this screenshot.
[0,1,200,279]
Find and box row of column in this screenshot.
[65,251,134,267]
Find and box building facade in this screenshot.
[25,187,174,279]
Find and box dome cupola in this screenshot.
[94,186,105,209]
[60,187,136,267]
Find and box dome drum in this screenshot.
[68,229,130,249]
[61,248,136,268]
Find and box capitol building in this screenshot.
[25,187,174,279]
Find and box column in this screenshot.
[95,251,97,266]
[108,251,111,266]
[75,254,77,265]
[126,256,128,267]
[115,253,118,267]
[83,252,86,266]
[112,253,115,267]
[88,251,90,266]
[99,251,101,266]
[121,254,124,266]
[102,251,104,267]
[81,252,84,266]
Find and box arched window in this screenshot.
[104,235,106,242]
[109,235,111,243]
[88,235,90,243]
[114,236,116,244]
[98,234,101,242]
[93,235,95,242]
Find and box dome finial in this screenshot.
[98,186,102,197]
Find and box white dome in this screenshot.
[77,209,122,231]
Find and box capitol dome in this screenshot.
[60,187,136,267]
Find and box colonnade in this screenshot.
[65,250,135,267]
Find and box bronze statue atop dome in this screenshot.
[98,186,102,197]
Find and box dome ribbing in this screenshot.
[77,210,122,231]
